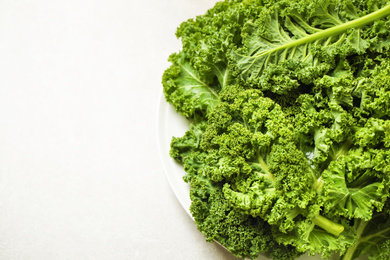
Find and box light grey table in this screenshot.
[0,0,239,259]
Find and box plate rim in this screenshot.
[156,90,192,218]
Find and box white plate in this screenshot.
[156,91,192,217]
[156,91,366,260]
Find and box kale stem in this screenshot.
[334,138,353,160]
[250,150,275,182]
[312,176,324,192]
[312,215,345,237]
[340,220,368,260]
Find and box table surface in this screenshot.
[0,0,244,259]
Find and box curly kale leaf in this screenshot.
[273,217,356,259]
[162,0,273,118]
[170,119,302,259]
[352,57,390,120]
[162,53,220,118]
[321,149,390,221]
[232,0,390,90]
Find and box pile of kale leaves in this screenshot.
[162,0,390,259]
